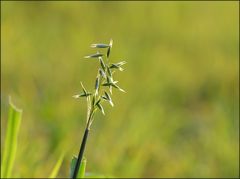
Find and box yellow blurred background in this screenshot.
[1,1,239,178]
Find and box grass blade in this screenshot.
[49,153,64,178]
[70,156,77,178]
[70,156,87,178]
[1,97,22,178]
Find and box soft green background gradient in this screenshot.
[1,1,239,178]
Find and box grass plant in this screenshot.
[72,39,126,178]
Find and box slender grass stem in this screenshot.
[72,108,94,179]
[72,126,90,178]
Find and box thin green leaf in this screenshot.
[70,156,77,178]
[1,97,22,178]
[49,153,64,178]
[78,157,87,178]
[70,156,87,178]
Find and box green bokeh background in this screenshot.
[1,1,239,178]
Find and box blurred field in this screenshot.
[1,1,239,178]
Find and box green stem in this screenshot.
[72,110,93,179]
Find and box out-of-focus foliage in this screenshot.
[1,1,239,178]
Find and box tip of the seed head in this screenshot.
[80,81,84,88]
[72,94,79,98]
[90,44,96,48]
[109,39,113,47]
[120,89,126,93]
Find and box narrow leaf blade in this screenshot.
[78,157,87,178]
[70,156,77,178]
[70,156,87,178]
[49,153,64,178]
[1,97,22,178]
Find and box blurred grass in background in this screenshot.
[1,1,239,178]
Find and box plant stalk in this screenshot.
[72,106,94,179]
[72,123,90,178]
[73,89,98,178]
